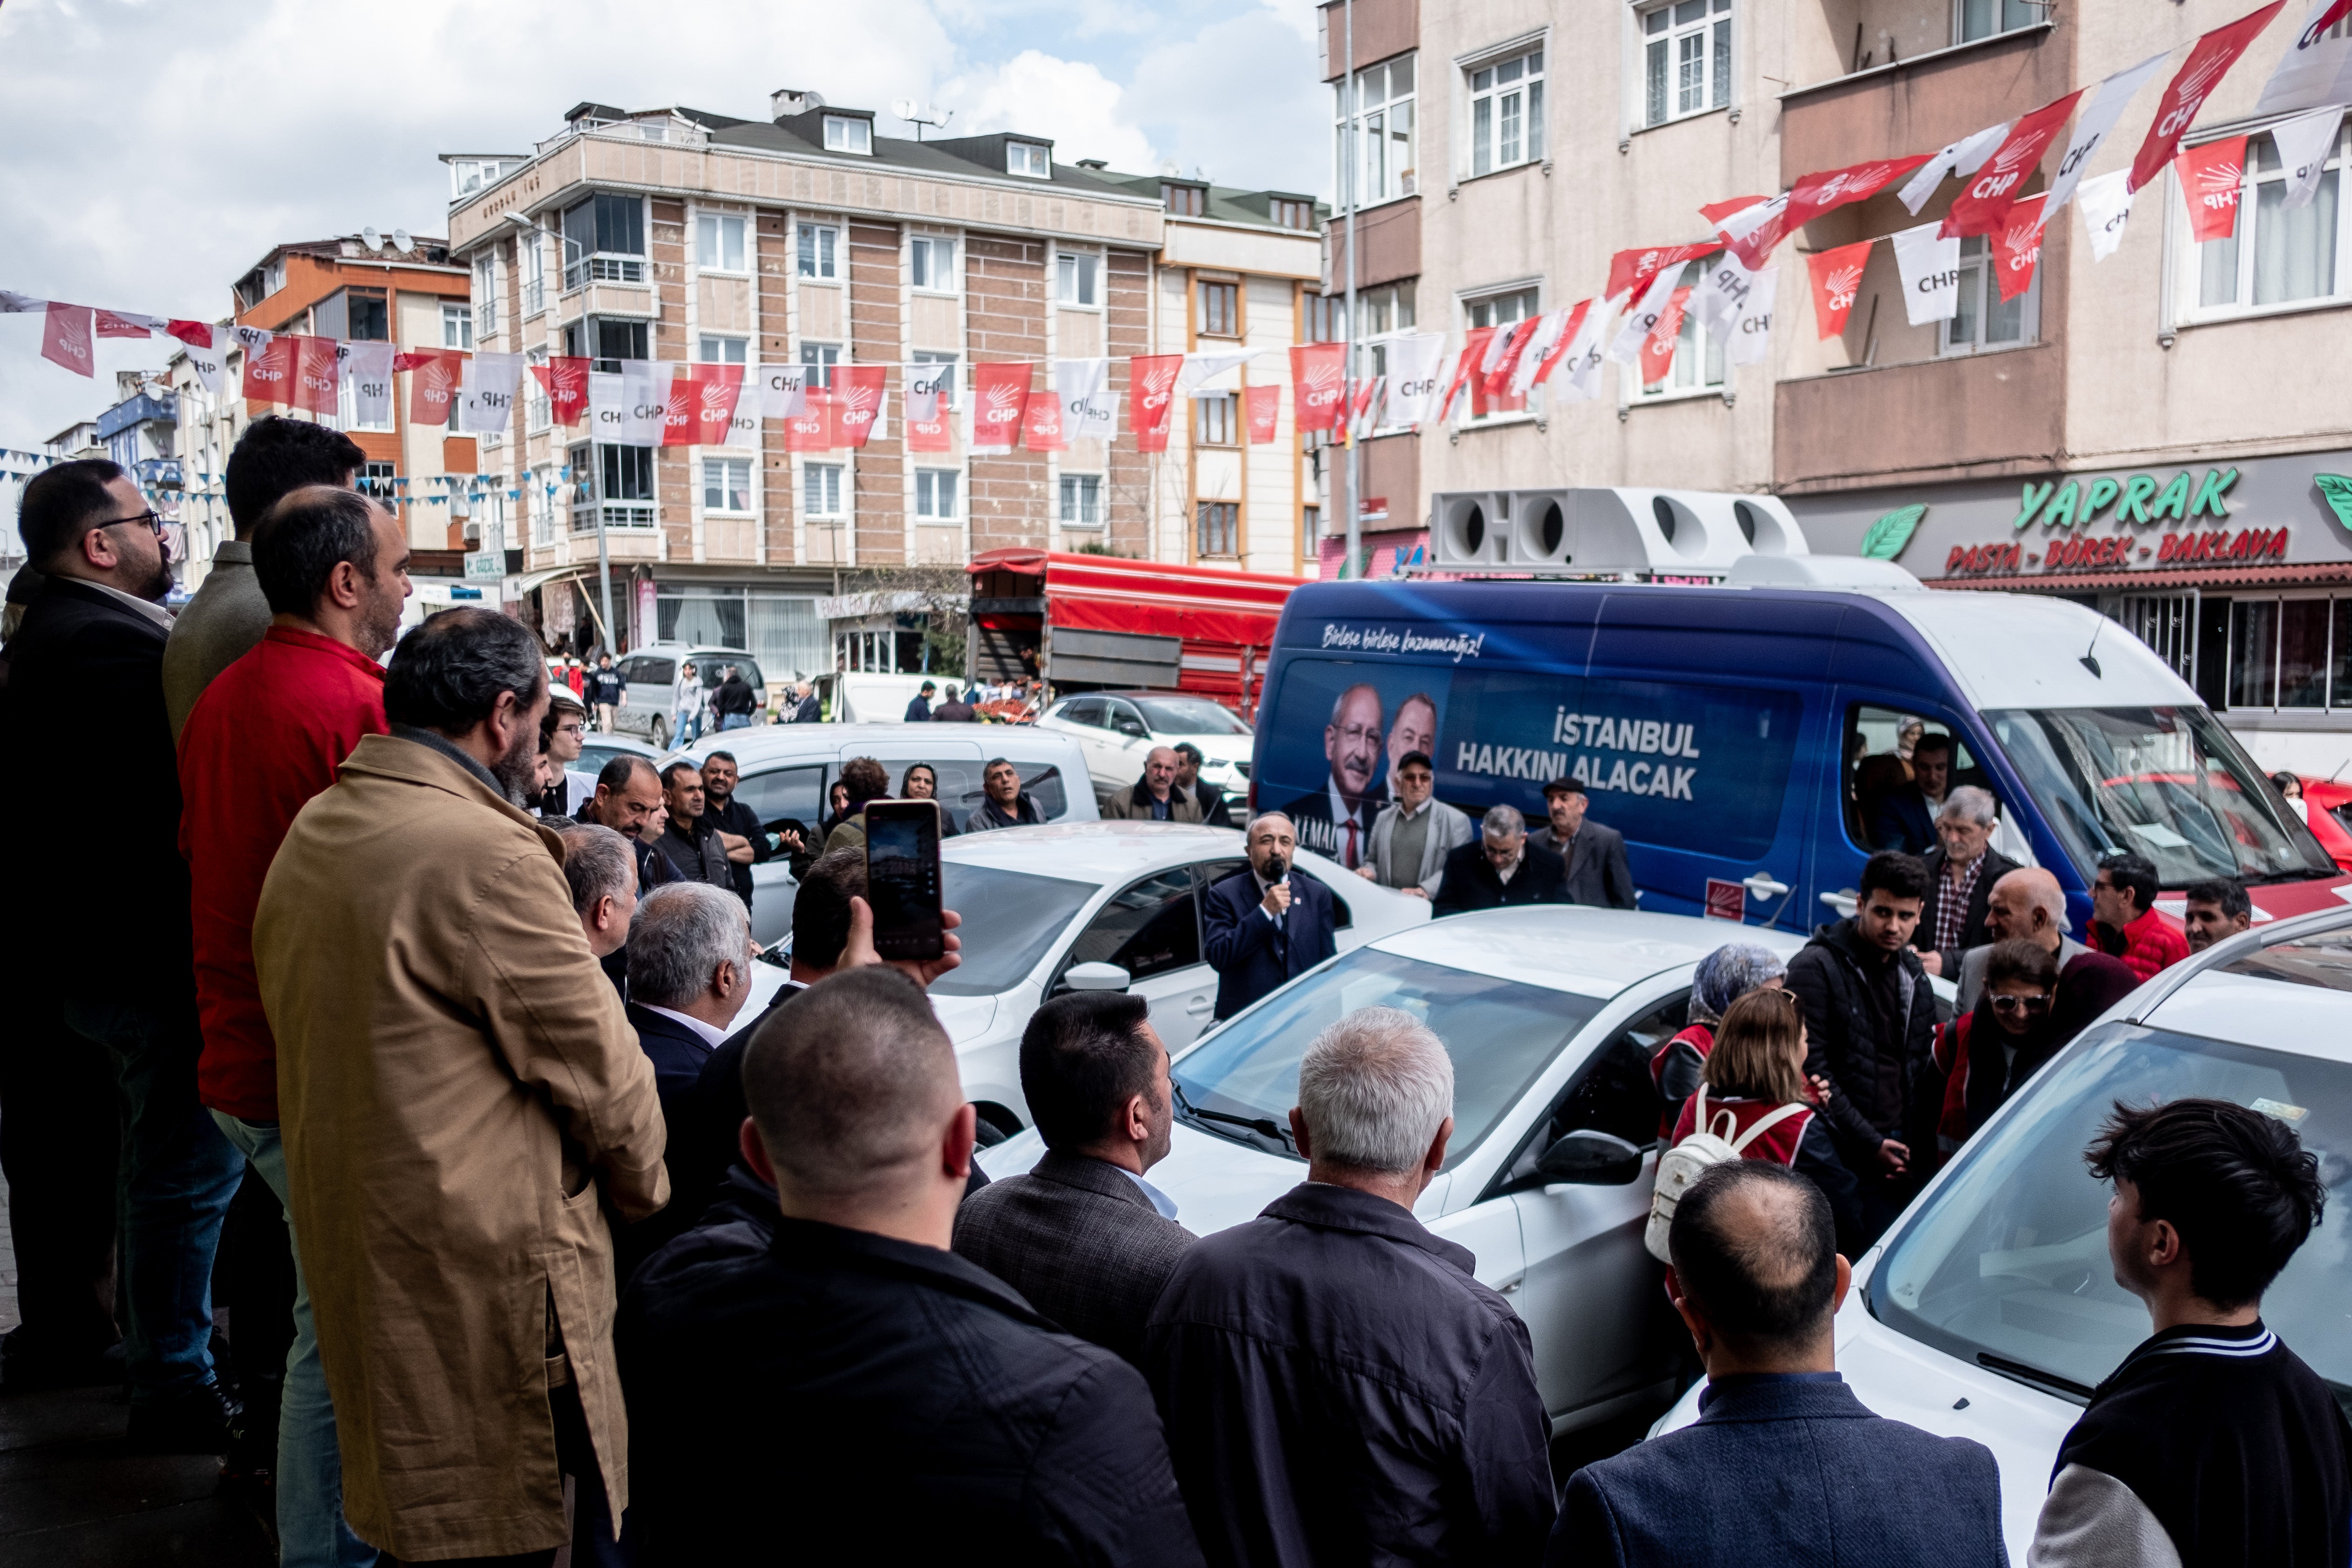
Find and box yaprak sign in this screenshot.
[1788,451,2352,583]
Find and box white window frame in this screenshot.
[1638,0,1733,129]
[525,348,551,433]
[1954,0,2041,45]
[800,341,840,389]
[2174,118,2351,328]
[797,223,839,280]
[696,211,747,272]
[1636,261,1728,401]
[697,334,749,365]
[702,456,753,514]
[1006,142,1051,179]
[1060,474,1104,528]
[1465,43,1546,179]
[1459,285,1540,425]
[473,252,499,341]
[1333,52,1417,208]
[911,350,960,411]
[914,468,961,522]
[521,233,546,317]
[1941,233,2043,356]
[823,115,873,156]
[910,235,958,294]
[442,301,473,350]
[803,462,846,518]
[1056,251,1101,307]
[530,464,557,546]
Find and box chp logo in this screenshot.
[418,356,456,406]
[979,378,1023,427]
[1999,218,2045,276]
[1825,264,1864,312]
[2155,49,2234,141]
[1135,358,1177,410]
[837,377,879,430]
[1969,131,2046,203]
[1298,357,1341,414]
[2195,155,2244,211]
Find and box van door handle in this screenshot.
[1821,888,1860,917]
[1185,996,1214,1016]
[1494,1274,1524,1295]
[1743,873,1790,899]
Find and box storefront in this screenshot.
[513,564,833,688]
[1792,450,2352,774]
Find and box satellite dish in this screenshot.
[891,99,918,121]
[391,228,414,255]
[361,225,383,251]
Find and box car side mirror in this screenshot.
[1117,720,1148,739]
[1062,962,1131,994]
[1534,1129,1645,1187]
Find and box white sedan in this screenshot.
[981,906,1812,1434]
[747,821,1429,1138]
[1033,690,1254,806]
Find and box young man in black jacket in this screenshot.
[1783,851,1937,1245]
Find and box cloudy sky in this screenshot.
[0,0,1329,450]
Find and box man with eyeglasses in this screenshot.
[0,459,249,1448]
[528,686,594,816]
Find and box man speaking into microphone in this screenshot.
[1203,814,1338,1020]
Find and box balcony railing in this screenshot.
[475,299,498,340]
[563,254,648,290]
[571,503,655,535]
[523,278,545,316]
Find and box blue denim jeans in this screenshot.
[719,712,752,731]
[60,989,243,1403]
[213,1113,379,1568]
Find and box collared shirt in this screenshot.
[636,1003,732,1050]
[389,721,505,794]
[1148,791,1172,821]
[1934,850,1987,953]
[82,575,176,631]
[1110,1161,1182,1221]
[1328,777,1369,868]
[1253,865,1288,930]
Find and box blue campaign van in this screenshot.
[1251,556,2347,934]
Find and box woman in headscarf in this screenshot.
[1651,942,1787,1139]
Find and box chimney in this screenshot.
[770,88,825,122]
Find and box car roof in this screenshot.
[943,821,1249,881]
[2131,902,2352,1059]
[1364,906,1810,999]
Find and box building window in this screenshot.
[1060,474,1102,527]
[573,442,656,532]
[1271,197,1316,230]
[602,444,655,502]
[696,212,747,272]
[698,334,748,365]
[1302,503,1321,541]
[1462,287,1538,420]
[530,465,557,545]
[804,462,845,517]
[358,460,397,498]
[823,115,873,155]
[1639,263,1727,397]
[910,236,957,292]
[1643,0,1732,128]
[1942,234,2041,355]
[1334,53,1416,206]
[702,456,752,512]
[1198,280,1241,337]
[2185,122,2348,322]
[1163,182,1206,216]
[560,192,648,287]
[1057,252,1100,306]
[800,341,839,389]
[475,252,500,341]
[568,317,648,373]
[797,224,838,280]
[442,302,473,350]
[1468,47,1545,177]
[349,289,390,341]
[911,350,959,410]
[1196,501,1240,557]
[1956,0,2039,44]
[1195,393,1240,446]
[526,349,551,432]
[1006,142,1051,178]
[915,468,960,521]
[2227,598,2338,708]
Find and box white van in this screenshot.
[679,722,1099,946]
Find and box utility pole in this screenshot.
[1342,0,1360,581]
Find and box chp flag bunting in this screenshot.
[543,355,590,425]
[619,359,672,444]
[1638,289,1692,388]
[1806,241,1873,338]
[1605,242,1718,304]
[1993,197,2050,302]
[1245,382,1283,443]
[1129,354,1183,452]
[1727,156,1931,269]
[242,330,293,404]
[166,319,216,347]
[586,373,625,444]
[903,360,951,424]
[1944,93,2085,236]
[1553,304,1611,402]
[292,334,341,417]
[760,362,809,421]
[1287,343,1345,432]
[1440,326,1497,420]
[2257,0,2352,113]
[1380,332,1450,424]
[1507,308,1573,397]
[2044,52,2171,216]
[40,303,95,376]
[1897,122,2012,214]
[346,341,396,427]
[1477,321,1531,415]
[1608,269,1683,364]
[1177,348,1258,395]
[1689,251,1764,337]
[2128,1,2289,191]
[1022,381,1067,451]
[1893,221,1964,324]
[2270,107,2343,210]
[179,325,229,394]
[0,291,43,313]
[2077,170,2138,260]
[784,386,834,452]
[972,362,1030,449]
[1724,265,1777,367]
[95,309,156,339]
[460,351,524,434]
[2176,137,2250,241]
[1057,358,1116,440]
[832,365,884,447]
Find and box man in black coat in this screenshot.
[1783,851,1938,1244]
[0,461,246,1447]
[954,991,1195,1367]
[1547,1161,2004,1568]
[1431,805,1570,917]
[1913,785,2017,977]
[619,967,1201,1566]
[1201,813,1337,1020]
[1147,1007,1555,1566]
[1525,779,1637,909]
[698,750,777,910]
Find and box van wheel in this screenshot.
[651,715,670,749]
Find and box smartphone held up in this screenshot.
[863,800,945,962]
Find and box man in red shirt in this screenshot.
[179,485,409,1566]
[2091,852,2191,983]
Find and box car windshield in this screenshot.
[1170,947,1601,1167]
[1986,706,2333,886]
[925,863,1098,997]
[1134,697,1251,736]
[1868,1025,2351,1414]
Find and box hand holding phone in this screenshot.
[863,801,945,962]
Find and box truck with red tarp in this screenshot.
[965,549,1305,715]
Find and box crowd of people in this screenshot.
[0,421,2341,1568]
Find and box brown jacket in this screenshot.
[255,732,667,1560]
[1101,778,1207,823]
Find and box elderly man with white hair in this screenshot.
[1913,784,2019,978]
[1431,802,1570,916]
[1953,867,2139,1039]
[1145,1007,1555,1564]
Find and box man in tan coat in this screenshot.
[256,607,666,1563]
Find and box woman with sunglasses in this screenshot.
[1922,937,2061,1173]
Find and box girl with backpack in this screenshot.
[1648,987,1865,1260]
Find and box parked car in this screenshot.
[1649,903,2352,1564]
[1035,689,1254,807]
[749,821,1429,1138]
[685,723,1098,948]
[610,643,768,747]
[573,731,663,785]
[980,905,1812,1433]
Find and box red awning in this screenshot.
[968,549,1305,648]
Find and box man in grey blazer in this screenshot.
[1359,750,1473,901]
[1527,778,1637,909]
[953,990,1194,1366]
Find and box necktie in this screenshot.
[1344,819,1359,870]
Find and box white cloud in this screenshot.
[944,50,1160,172]
[1126,9,1326,197]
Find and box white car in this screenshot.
[981,906,1814,1434]
[1034,690,1253,807]
[1649,906,2352,1564]
[748,821,1429,1137]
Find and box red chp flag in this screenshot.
[1021,383,1067,451]
[1288,342,1346,432]
[291,335,340,416]
[94,309,155,339]
[1638,289,1692,387]
[538,356,591,425]
[1528,299,1594,388]
[1605,243,1718,303]
[972,362,1030,449]
[165,319,217,348]
[1806,240,1874,338]
[1943,93,2085,236]
[245,336,298,405]
[785,386,834,452]
[2176,137,2251,241]
[407,349,461,425]
[905,386,953,453]
[832,365,884,448]
[1472,322,1526,418]
[1994,196,2050,301]
[1731,155,1933,268]
[1244,382,1282,443]
[40,303,95,376]
[2131,2,2288,190]
[660,373,698,447]
[1441,327,1496,422]
[1129,354,1182,452]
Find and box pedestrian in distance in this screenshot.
[954,990,1195,1367]
[1147,1006,1555,1567]
[2182,876,2253,953]
[587,651,624,731]
[904,679,937,723]
[1651,942,1789,1141]
[791,678,821,724]
[1360,749,1472,900]
[898,760,964,835]
[1430,804,1570,916]
[1913,785,2018,978]
[2091,850,2190,981]
[672,659,705,746]
[557,823,639,961]
[2032,1097,2347,1568]
[1524,777,1636,909]
[1951,867,2138,1039]
[618,965,1197,1566]
[966,755,1047,830]
[1549,1160,2005,1568]
[1173,742,1234,827]
[932,683,978,721]
[1106,745,1206,822]
[701,748,783,904]
[653,760,735,890]
[255,606,667,1563]
[819,755,895,853]
[1201,813,1337,1020]
[1866,729,1957,855]
[1917,937,2063,1173]
[711,662,760,730]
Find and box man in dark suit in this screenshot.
[1913,785,2017,978]
[1525,778,1637,909]
[791,679,821,723]
[1202,812,1338,1020]
[1545,1160,2005,1568]
[0,460,248,1448]
[1867,730,1955,854]
[954,991,1194,1366]
[1432,805,1570,916]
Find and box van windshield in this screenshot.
[1867,1025,2351,1414]
[1985,706,2333,886]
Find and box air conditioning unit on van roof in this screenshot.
[1727,555,1924,591]
[1426,488,1807,577]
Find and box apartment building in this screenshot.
[1321,0,2352,766]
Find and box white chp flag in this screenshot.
[2257,0,2352,115]
[1557,306,1611,402]
[1377,333,1449,427]
[2045,51,2170,217]
[344,340,395,426]
[459,351,524,434]
[758,362,809,421]
[1725,265,1778,367]
[1177,348,1259,395]
[1712,193,1788,253]
[722,380,761,448]
[181,327,230,396]
[1506,311,1571,397]
[229,323,275,360]
[0,291,44,313]
[617,359,672,444]
[1897,122,2013,215]
[1891,221,1963,325]
[2076,170,2137,261]
[1690,252,1764,336]
[2271,107,2344,211]
[1607,269,1684,365]
[1056,358,1116,439]
[904,360,952,423]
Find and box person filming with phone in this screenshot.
[1202,813,1337,1021]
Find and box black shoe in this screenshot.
[127,1378,242,1454]
[224,1375,281,1482]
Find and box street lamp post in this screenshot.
[1343,0,1360,581]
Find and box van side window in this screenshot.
[734,765,826,835]
[1844,703,1992,853]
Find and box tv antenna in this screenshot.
[892,100,952,140]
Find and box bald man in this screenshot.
[1954,869,2138,1037]
[1283,683,1385,869]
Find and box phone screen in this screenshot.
[863,802,944,961]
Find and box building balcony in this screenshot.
[1775,343,2063,494]
[96,392,177,441]
[557,279,658,326]
[1778,22,2065,186]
